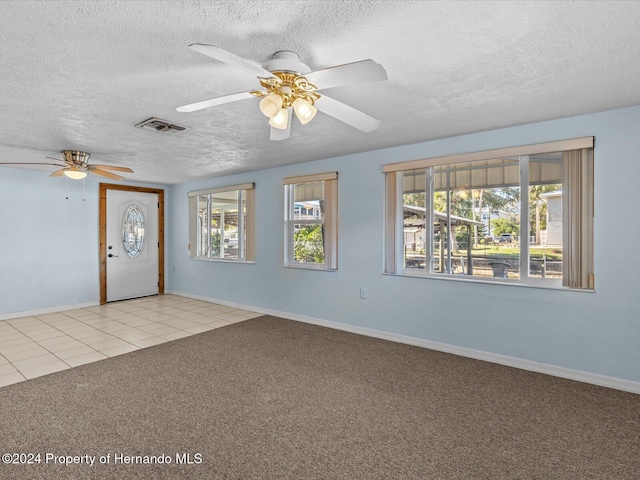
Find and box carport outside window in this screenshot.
[383,138,594,289]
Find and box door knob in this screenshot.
[108,253,118,258]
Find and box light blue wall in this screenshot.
[168,105,640,383]
[2,106,638,383]
[0,168,165,316]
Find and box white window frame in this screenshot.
[283,172,338,271]
[384,137,594,289]
[188,183,255,262]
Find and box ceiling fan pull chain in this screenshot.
[82,177,86,202]
[65,176,69,200]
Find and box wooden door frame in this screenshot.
[99,183,165,304]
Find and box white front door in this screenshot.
[106,190,159,302]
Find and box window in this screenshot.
[384,138,594,289]
[284,172,338,270]
[188,183,255,262]
[122,204,145,258]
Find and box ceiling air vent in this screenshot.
[135,117,188,132]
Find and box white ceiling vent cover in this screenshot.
[135,117,188,132]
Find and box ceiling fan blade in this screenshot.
[0,162,66,167]
[270,108,292,141]
[90,169,124,180]
[306,59,388,90]
[176,90,259,113]
[50,168,68,177]
[188,44,277,79]
[314,95,381,133]
[88,164,134,173]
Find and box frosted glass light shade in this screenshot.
[269,108,289,129]
[259,93,283,118]
[292,98,317,124]
[64,170,87,180]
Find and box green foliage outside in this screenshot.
[444,244,562,260]
[210,232,221,256]
[491,217,520,236]
[403,192,425,208]
[294,225,324,263]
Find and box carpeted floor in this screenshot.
[0,315,638,479]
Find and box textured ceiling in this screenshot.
[1,1,639,185]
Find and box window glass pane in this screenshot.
[433,160,521,279]
[402,169,427,270]
[122,204,144,259]
[474,182,521,279]
[529,153,563,280]
[209,190,238,259]
[196,195,208,257]
[293,224,325,263]
[293,182,324,221]
[291,182,325,265]
[239,190,246,258]
[209,206,221,258]
[223,202,239,259]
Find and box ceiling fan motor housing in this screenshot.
[62,150,90,166]
[263,51,311,75]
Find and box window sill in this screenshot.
[189,257,255,265]
[382,271,595,293]
[284,264,337,272]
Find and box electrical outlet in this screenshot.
[359,288,367,299]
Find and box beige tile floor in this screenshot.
[0,294,261,388]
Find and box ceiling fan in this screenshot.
[0,150,133,180]
[176,44,388,141]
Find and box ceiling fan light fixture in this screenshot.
[269,108,289,130]
[176,44,388,141]
[292,97,317,125]
[259,93,283,118]
[64,169,87,180]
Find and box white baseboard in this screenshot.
[0,301,100,322]
[167,290,640,395]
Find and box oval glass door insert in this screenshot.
[122,204,145,258]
